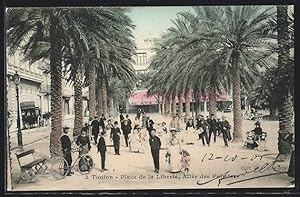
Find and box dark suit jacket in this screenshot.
[196,119,210,130]
[110,127,121,141]
[61,134,71,153]
[91,119,100,134]
[97,136,107,152]
[220,120,231,132]
[208,118,218,131]
[149,136,161,151]
[122,124,132,135]
[99,118,106,130]
[146,119,154,130]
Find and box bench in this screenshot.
[15,149,48,182]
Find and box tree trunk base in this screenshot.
[276,153,289,162]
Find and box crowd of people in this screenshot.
[60,109,272,176]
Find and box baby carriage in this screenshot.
[244,130,267,151]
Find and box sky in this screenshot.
[127,6,193,39]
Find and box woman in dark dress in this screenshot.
[76,130,91,155]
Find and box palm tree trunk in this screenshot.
[276,5,293,161]
[97,82,103,116]
[184,90,191,118]
[209,86,217,116]
[102,79,108,117]
[165,95,170,116]
[231,53,243,142]
[157,95,161,114]
[89,64,96,119]
[172,93,177,116]
[108,95,113,116]
[49,13,63,157]
[178,92,183,118]
[73,73,83,137]
[161,96,165,115]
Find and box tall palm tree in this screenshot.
[7,8,135,157]
[89,63,97,119]
[149,6,275,142]
[276,5,294,161]
[189,6,275,142]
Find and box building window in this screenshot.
[136,53,147,65]
[64,98,70,115]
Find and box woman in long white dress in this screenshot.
[167,129,182,173]
[138,127,147,153]
[129,128,141,152]
[158,122,169,149]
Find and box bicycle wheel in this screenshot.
[51,158,68,180]
[78,155,93,174]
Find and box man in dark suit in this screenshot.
[145,116,155,136]
[97,132,108,172]
[137,108,142,121]
[208,114,218,143]
[110,121,121,155]
[126,114,132,127]
[149,129,161,173]
[122,119,132,147]
[60,126,74,176]
[220,115,231,147]
[91,116,100,144]
[99,114,106,132]
[196,115,210,143]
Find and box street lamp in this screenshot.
[13,71,23,150]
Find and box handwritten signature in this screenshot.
[197,160,287,186]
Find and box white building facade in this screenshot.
[7,51,89,130]
[132,37,158,74]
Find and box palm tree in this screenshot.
[276,5,294,161]
[89,63,97,119]
[7,8,135,157]
[149,6,275,143]
[190,6,276,142]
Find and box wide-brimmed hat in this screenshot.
[170,128,177,132]
[255,121,261,126]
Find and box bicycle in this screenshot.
[51,147,93,180]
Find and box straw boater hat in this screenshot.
[170,128,177,132]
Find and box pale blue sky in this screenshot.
[127,6,193,39]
